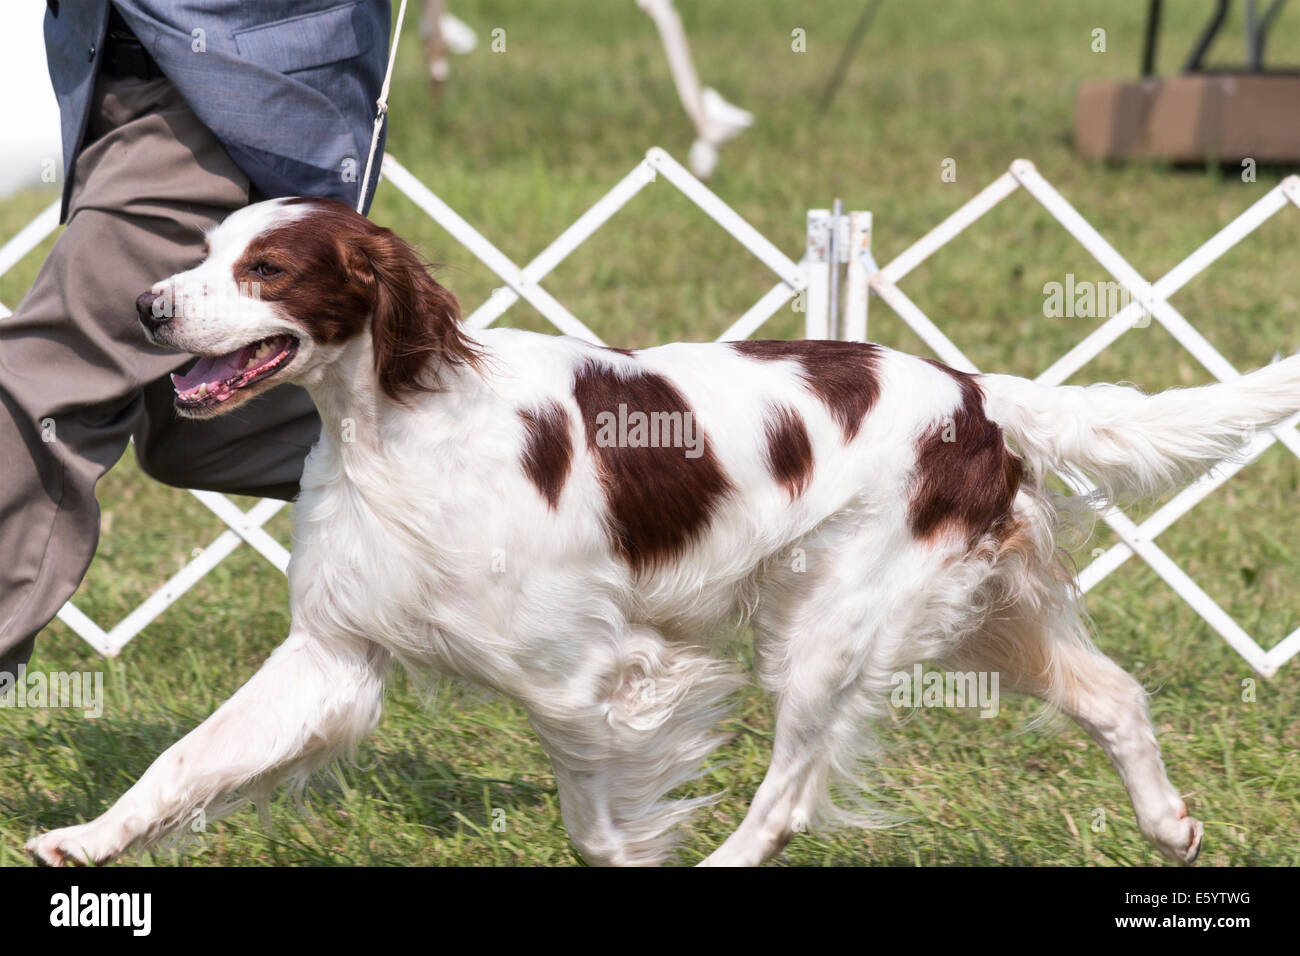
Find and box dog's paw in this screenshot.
[1148,807,1204,866]
[26,824,117,867]
[1176,816,1205,865]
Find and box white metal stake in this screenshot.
[828,198,843,340]
[805,209,831,339]
[843,211,872,342]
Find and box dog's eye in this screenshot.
[251,262,283,279]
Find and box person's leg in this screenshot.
[132,375,319,501]
[0,74,314,672]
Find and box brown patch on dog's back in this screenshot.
[731,340,881,441]
[762,403,814,500]
[572,360,733,573]
[908,360,1023,546]
[518,401,573,510]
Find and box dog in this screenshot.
[27,197,1300,866]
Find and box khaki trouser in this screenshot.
[0,73,320,671]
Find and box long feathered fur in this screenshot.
[29,198,1300,868]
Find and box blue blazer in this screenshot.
[44,1,391,220]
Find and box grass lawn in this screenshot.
[2,0,1298,866]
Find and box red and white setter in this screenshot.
[28,197,1300,866]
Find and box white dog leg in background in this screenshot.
[638,0,753,179]
[421,0,478,89]
[441,11,478,54]
[27,632,389,866]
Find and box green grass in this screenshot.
[3,0,1300,866]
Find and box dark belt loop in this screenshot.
[101,10,164,80]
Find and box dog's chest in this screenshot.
[286,442,510,663]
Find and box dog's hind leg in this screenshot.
[944,607,1204,864]
[27,631,389,866]
[701,532,978,867]
[527,626,741,866]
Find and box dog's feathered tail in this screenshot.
[977,354,1300,504]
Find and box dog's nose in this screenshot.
[136,290,166,331]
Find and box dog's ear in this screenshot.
[347,228,479,402]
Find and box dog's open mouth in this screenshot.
[172,334,298,410]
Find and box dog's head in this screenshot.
[138,197,478,418]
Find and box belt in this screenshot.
[100,14,164,80]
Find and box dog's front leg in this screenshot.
[27,631,388,866]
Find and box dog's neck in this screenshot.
[302,336,482,473]
[304,344,386,459]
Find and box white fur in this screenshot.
[28,200,1300,867]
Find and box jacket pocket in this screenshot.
[233,2,364,74]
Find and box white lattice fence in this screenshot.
[0,148,809,657]
[853,160,1300,678]
[1,151,1298,676]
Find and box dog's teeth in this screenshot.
[197,383,208,398]
[246,355,258,369]
[255,342,272,358]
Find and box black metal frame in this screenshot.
[1141,0,1290,75]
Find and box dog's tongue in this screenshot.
[171,343,257,392]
